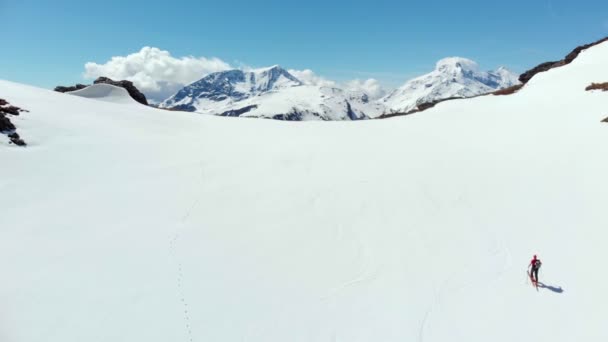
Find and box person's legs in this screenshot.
[533,268,539,282]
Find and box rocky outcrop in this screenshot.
[55,77,149,105]
[518,61,561,84]
[492,84,524,96]
[219,105,258,117]
[0,99,28,146]
[7,132,25,146]
[93,77,148,105]
[0,113,15,132]
[519,36,608,84]
[54,84,88,93]
[585,82,608,91]
[564,37,608,64]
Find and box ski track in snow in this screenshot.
[321,226,380,300]
[310,188,381,302]
[417,244,511,342]
[169,161,206,342]
[417,195,513,342]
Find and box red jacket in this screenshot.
[530,257,541,268]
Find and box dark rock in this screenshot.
[8,131,25,145]
[219,105,258,117]
[54,84,88,93]
[1,106,22,115]
[54,77,149,106]
[585,82,608,91]
[93,77,148,105]
[518,61,561,84]
[9,136,26,146]
[1,100,28,116]
[272,112,304,121]
[168,104,197,112]
[0,99,27,146]
[519,36,608,84]
[492,84,524,96]
[345,101,367,120]
[564,37,608,64]
[0,114,16,132]
[271,108,311,121]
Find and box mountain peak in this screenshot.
[435,57,479,73]
[252,64,283,72]
[382,57,520,113]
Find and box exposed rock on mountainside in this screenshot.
[0,98,27,146]
[55,84,88,93]
[519,36,608,84]
[218,105,259,117]
[93,77,148,105]
[55,77,149,105]
[491,84,524,96]
[585,82,608,91]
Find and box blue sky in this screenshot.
[1,0,607,96]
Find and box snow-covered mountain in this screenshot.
[381,57,520,113]
[159,66,383,120]
[160,65,302,111]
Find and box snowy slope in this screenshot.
[67,83,142,105]
[159,66,382,120]
[381,57,519,113]
[2,41,608,342]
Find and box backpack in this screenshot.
[533,259,542,269]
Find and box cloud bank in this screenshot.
[84,47,232,101]
[289,69,386,99]
[344,79,386,99]
[287,69,337,87]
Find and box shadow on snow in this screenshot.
[537,282,564,294]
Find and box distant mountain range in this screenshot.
[158,59,519,120]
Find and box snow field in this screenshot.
[1,42,608,341]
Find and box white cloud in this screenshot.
[84,47,232,101]
[288,69,386,99]
[344,78,386,99]
[288,69,336,87]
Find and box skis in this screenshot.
[527,271,538,291]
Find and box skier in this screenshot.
[528,254,542,284]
